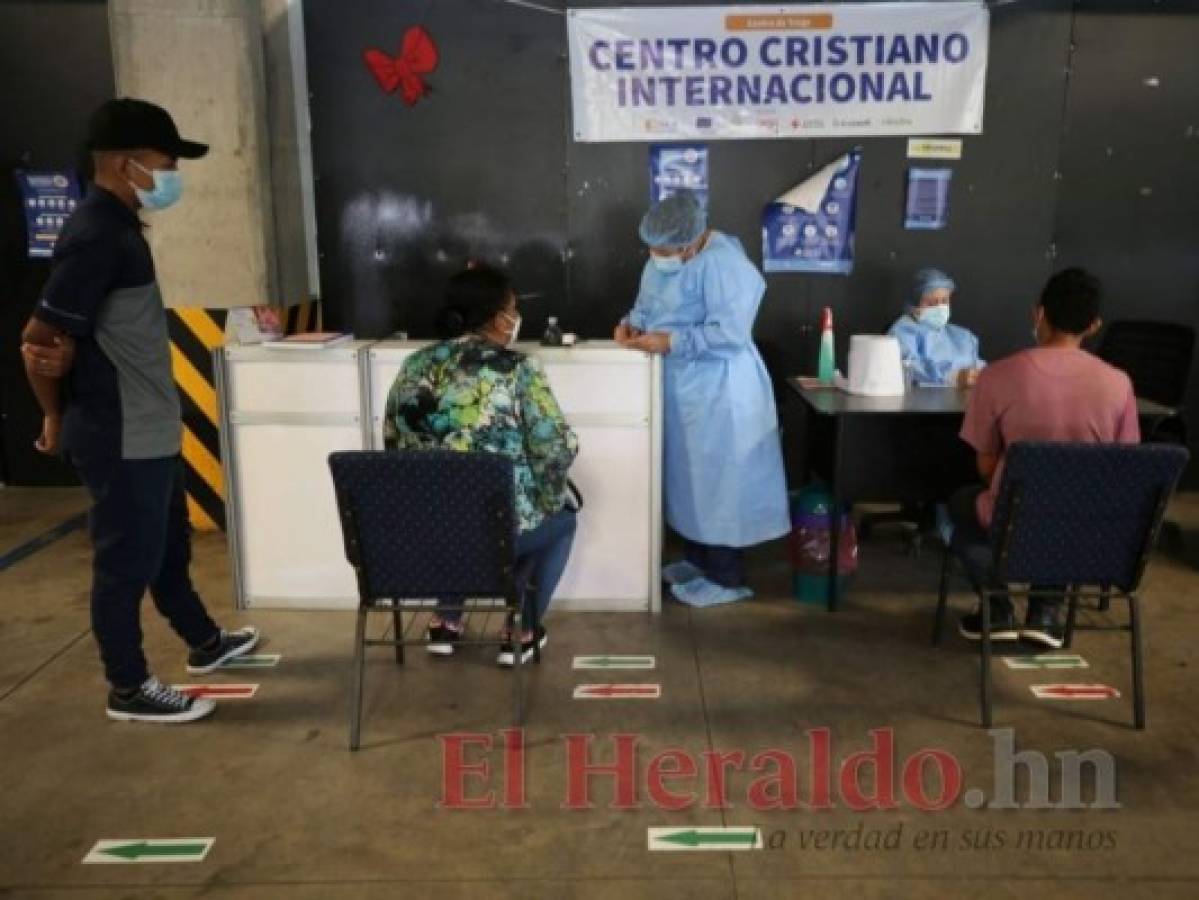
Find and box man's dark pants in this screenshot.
[948,485,1062,620]
[71,453,220,690]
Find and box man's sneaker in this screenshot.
[497,626,548,667]
[958,603,1019,642]
[106,677,216,724]
[1021,605,1066,649]
[427,623,464,657]
[186,627,260,674]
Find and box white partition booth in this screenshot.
[217,340,662,613]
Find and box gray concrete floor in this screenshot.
[1,489,1198,899]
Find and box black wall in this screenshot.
[305,0,1199,484]
[0,0,114,485]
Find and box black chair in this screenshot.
[933,442,1189,729]
[1097,319,1195,445]
[328,450,538,750]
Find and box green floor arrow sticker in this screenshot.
[83,838,214,864]
[648,827,762,852]
[573,655,655,670]
[1003,654,1088,670]
[219,653,281,669]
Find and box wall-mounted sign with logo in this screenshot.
[649,143,709,209]
[14,170,82,258]
[762,149,862,274]
[567,3,990,142]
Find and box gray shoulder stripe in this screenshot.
[38,299,89,322]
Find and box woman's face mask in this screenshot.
[499,310,521,347]
[915,304,951,330]
[128,158,183,211]
[651,254,684,274]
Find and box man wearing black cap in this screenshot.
[21,98,260,723]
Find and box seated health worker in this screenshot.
[384,264,579,666]
[889,268,985,388]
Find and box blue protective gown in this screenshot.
[887,315,984,386]
[628,232,790,548]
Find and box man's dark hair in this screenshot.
[1039,267,1102,334]
[435,264,512,338]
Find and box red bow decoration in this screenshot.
[363,26,439,106]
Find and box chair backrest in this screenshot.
[328,450,517,603]
[1096,320,1195,409]
[990,442,1189,591]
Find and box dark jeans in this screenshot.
[72,453,220,690]
[684,540,746,589]
[441,508,577,630]
[947,486,1062,618]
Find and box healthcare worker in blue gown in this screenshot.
[615,192,790,606]
[888,268,985,388]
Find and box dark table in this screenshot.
[787,378,1175,610]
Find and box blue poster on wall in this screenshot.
[904,167,953,230]
[649,143,708,209]
[14,169,81,259]
[762,149,862,275]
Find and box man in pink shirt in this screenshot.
[953,268,1140,648]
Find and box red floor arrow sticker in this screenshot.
[172,684,259,700]
[573,683,661,700]
[1030,684,1121,701]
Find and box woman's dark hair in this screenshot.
[435,264,512,338]
[1039,267,1102,334]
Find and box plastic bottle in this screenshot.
[817,307,835,384]
[542,316,563,347]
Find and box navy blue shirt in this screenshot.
[35,186,181,460]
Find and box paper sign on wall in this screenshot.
[14,170,81,258]
[907,138,963,159]
[649,143,709,209]
[904,167,952,230]
[762,149,861,274]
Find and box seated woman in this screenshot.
[384,264,579,666]
[888,268,985,387]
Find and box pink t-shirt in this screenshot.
[960,348,1140,528]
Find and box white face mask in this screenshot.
[500,311,521,348]
[652,254,684,274]
[915,304,951,330]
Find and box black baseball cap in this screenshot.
[86,98,208,159]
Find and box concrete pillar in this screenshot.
[108,0,315,309]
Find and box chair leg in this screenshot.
[933,548,951,646]
[980,591,994,728]
[350,606,368,751]
[393,609,405,665]
[1098,586,1111,613]
[1064,587,1079,650]
[512,609,524,726]
[530,587,541,665]
[1129,593,1146,730]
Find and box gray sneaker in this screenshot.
[106,677,216,723]
[186,627,260,674]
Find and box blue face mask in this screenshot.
[652,253,684,274]
[130,160,183,211]
[915,304,951,330]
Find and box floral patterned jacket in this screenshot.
[384,335,579,532]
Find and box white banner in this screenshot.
[567,3,989,142]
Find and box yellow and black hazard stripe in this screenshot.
[167,308,228,532]
[167,302,323,532]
